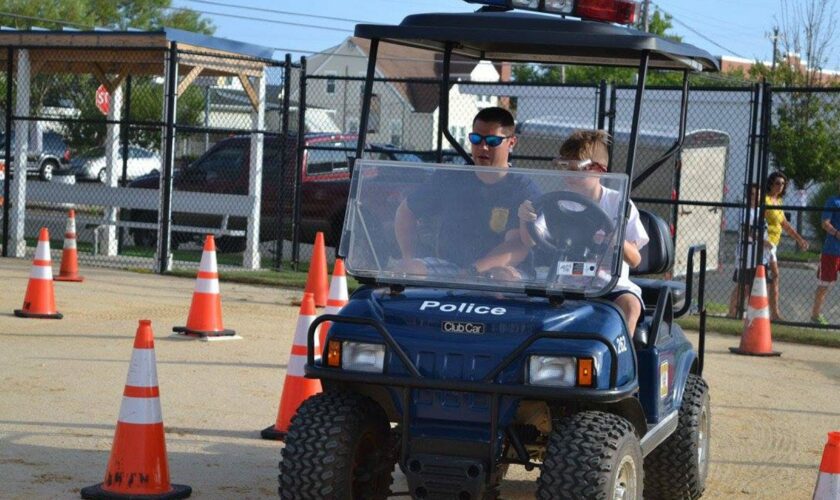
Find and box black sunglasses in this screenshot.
[468,133,511,148]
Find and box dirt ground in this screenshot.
[1,257,837,499]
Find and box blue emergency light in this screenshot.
[463,0,638,24]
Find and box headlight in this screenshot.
[529,355,577,387]
[341,342,385,373]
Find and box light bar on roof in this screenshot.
[463,0,638,25]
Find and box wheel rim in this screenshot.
[43,164,53,180]
[98,169,106,183]
[613,455,638,500]
[698,401,710,477]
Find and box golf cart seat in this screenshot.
[630,211,687,346]
[629,210,686,311]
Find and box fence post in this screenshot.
[1,47,13,257]
[292,57,307,269]
[158,42,178,274]
[9,48,29,257]
[244,68,266,270]
[597,79,608,130]
[101,81,123,256]
[275,54,292,270]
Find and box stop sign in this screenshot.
[95,84,110,115]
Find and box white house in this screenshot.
[299,37,507,150]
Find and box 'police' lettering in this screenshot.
[418,301,506,315]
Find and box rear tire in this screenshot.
[537,411,642,500]
[279,392,394,500]
[644,374,710,499]
[40,160,57,181]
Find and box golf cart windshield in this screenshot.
[339,160,630,297]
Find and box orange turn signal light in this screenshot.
[327,340,341,367]
[577,358,594,387]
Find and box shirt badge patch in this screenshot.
[489,207,509,233]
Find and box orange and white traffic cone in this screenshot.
[172,235,238,341]
[318,258,349,348]
[14,228,62,319]
[730,264,781,356]
[303,232,329,307]
[813,432,840,499]
[81,320,191,500]
[262,292,321,440]
[55,209,84,282]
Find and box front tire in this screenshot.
[538,411,643,500]
[644,374,710,499]
[279,392,394,500]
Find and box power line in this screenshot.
[165,6,353,33]
[184,0,372,25]
[650,2,747,59]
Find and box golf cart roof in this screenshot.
[355,11,719,72]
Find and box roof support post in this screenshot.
[9,48,29,257]
[244,69,265,270]
[355,38,379,167]
[624,50,649,180]
[100,82,123,256]
[158,42,178,273]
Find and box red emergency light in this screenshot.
[575,0,638,24]
[466,0,639,25]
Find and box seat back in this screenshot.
[631,210,674,276]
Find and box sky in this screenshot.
[169,0,840,72]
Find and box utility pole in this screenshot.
[642,0,650,32]
[769,26,780,77]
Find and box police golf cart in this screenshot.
[279,1,716,498]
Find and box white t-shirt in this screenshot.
[536,186,649,300]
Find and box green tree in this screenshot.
[765,0,840,190]
[512,8,687,85]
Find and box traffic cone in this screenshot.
[304,231,329,307]
[813,432,840,500]
[80,320,191,500]
[14,228,62,319]
[261,292,321,440]
[55,209,84,282]
[318,258,349,348]
[730,265,781,356]
[172,235,239,341]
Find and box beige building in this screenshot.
[299,37,509,150]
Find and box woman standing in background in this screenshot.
[765,171,809,321]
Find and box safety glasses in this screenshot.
[552,158,608,172]
[468,133,511,148]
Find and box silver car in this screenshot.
[67,145,159,183]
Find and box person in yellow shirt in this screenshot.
[765,171,809,321]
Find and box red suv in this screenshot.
[125,134,418,252]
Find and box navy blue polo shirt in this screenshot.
[823,195,840,256]
[407,169,540,267]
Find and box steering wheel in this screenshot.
[526,190,616,261]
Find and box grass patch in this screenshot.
[677,315,840,349]
[704,301,728,315]
[778,249,822,263]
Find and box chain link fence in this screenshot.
[0,40,281,273]
[1,41,837,329]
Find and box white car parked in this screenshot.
[65,146,159,183]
